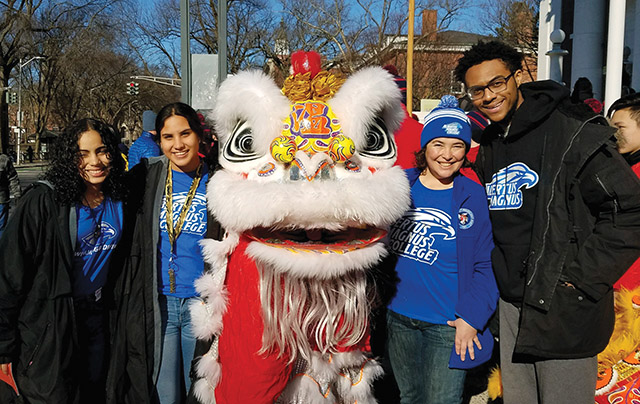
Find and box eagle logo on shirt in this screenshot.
[485,162,539,210]
[389,207,456,264]
[81,222,117,247]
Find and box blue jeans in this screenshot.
[386,310,466,404]
[157,295,198,404]
[0,203,8,239]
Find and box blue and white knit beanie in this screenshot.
[420,95,471,148]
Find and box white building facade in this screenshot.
[538,0,638,112]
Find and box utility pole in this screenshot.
[406,0,415,113]
[180,0,191,104]
[218,0,227,84]
[17,56,43,165]
[0,87,11,154]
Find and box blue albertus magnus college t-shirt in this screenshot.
[157,167,209,298]
[73,197,123,297]
[388,181,458,325]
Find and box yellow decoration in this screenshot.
[271,136,296,163]
[311,71,345,102]
[281,100,349,161]
[487,367,503,400]
[282,72,313,102]
[328,135,355,163]
[598,286,640,370]
[282,71,345,103]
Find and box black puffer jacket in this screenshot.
[476,80,640,359]
[106,156,223,404]
[0,183,79,403]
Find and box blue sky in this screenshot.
[136,0,492,36]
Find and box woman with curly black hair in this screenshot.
[0,118,126,403]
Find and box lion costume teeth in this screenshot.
[190,52,410,403]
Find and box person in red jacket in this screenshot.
[608,93,640,290]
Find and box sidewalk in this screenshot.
[14,160,49,169]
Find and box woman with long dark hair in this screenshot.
[107,102,224,403]
[0,118,126,402]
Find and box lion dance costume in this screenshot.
[594,271,640,403]
[188,51,410,403]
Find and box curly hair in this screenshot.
[454,40,524,84]
[44,118,127,205]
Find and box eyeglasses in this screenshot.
[466,72,516,100]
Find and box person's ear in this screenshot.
[514,69,523,87]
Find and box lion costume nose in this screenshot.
[289,151,333,181]
[270,132,356,182]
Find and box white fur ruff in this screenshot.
[193,377,217,404]
[199,233,240,269]
[190,277,228,339]
[208,167,410,234]
[189,234,240,403]
[328,67,404,150]
[247,240,388,279]
[195,352,222,387]
[191,234,239,340]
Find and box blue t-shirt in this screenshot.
[158,166,208,297]
[73,197,123,297]
[388,180,458,324]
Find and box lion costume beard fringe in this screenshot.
[189,51,410,404]
[259,264,372,362]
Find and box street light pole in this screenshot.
[17,56,43,165]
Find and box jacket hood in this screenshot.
[508,80,570,138]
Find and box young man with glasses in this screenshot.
[454,40,640,403]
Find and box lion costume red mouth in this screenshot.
[246,226,386,253]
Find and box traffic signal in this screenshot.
[8,92,17,104]
[126,81,139,96]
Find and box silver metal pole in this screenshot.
[16,56,43,165]
[180,0,191,104]
[17,58,22,165]
[218,0,227,83]
[604,0,626,113]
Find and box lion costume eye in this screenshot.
[223,121,262,162]
[359,117,396,159]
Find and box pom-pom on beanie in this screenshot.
[420,95,471,148]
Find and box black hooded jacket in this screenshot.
[476,80,640,359]
[0,183,79,403]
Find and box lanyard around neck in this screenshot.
[164,161,203,252]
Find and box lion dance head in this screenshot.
[191,51,410,404]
